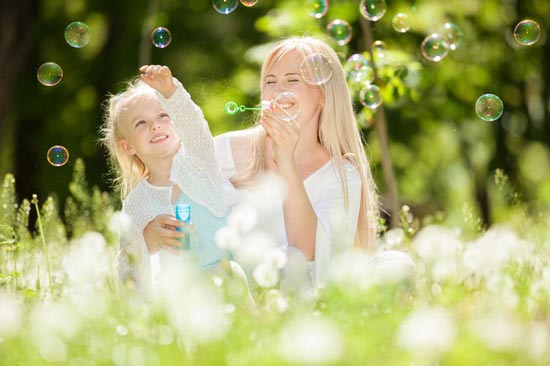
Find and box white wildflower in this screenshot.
[215,225,241,250]
[0,292,23,336]
[108,211,132,236]
[253,262,279,288]
[278,316,344,364]
[263,247,288,269]
[398,307,456,356]
[383,227,406,248]
[227,202,258,233]
[412,225,462,263]
[64,231,110,285]
[371,250,416,285]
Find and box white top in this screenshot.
[118,79,240,295]
[213,131,362,286]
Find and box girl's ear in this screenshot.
[118,139,136,156]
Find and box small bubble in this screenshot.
[421,33,449,62]
[37,62,63,86]
[326,19,353,46]
[513,19,541,46]
[47,145,70,167]
[475,94,504,121]
[151,27,172,48]
[392,13,411,33]
[359,0,387,21]
[438,23,463,50]
[359,84,382,109]
[299,53,333,85]
[272,92,301,122]
[240,0,258,6]
[306,0,329,19]
[212,0,239,14]
[344,54,374,84]
[64,21,91,48]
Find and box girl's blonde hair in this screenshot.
[232,36,378,250]
[99,78,156,199]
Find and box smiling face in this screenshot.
[117,93,181,163]
[262,50,325,127]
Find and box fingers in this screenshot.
[139,65,172,80]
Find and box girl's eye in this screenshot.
[134,120,146,128]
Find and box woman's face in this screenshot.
[262,50,324,127]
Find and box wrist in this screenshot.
[162,82,177,99]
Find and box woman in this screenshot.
[212,36,378,287]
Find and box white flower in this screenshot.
[0,292,23,336]
[108,211,132,236]
[253,262,279,288]
[383,228,406,248]
[398,307,456,356]
[263,247,288,269]
[64,232,110,285]
[371,250,416,285]
[215,225,242,250]
[471,311,525,351]
[412,225,463,264]
[278,316,344,364]
[227,203,258,233]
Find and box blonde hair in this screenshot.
[99,78,156,199]
[232,36,378,250]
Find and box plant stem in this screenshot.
[33,196,54,299]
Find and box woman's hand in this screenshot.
[143,214,188,255]
[260,108,300,172]
[139,65,177,98]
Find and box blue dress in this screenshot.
[173,191,230,268]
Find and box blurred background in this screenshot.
[0,0,548,235]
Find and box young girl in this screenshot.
[100,65,240,294]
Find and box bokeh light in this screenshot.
[151,27,172,48]
[513,20,541,46]
[359,0,387,22]
[392,13,411,33]
[344,54,374,84]
[359,84,382,109]
[64,22,91,48]
[307,0,329,19]
[300,53,333,85]
[213,0,239,14]
[240,0,258,6]
[421,34,449,62]
[326,19,353,46]
[272,92,301,122]
[47,146,70,167]
[439,23,463,50]
[475,94,504,121]
[37,62,63,86]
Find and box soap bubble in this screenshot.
[421,34,449,62]
[307,0,329,19]
[513,19,541,46]
[392,13,411,33]
[475,94,504,121]
[359,84,382,109]
[213,0,239,14]
[151,27,172,48]
[64,21,91,48]
[326,19,353,46]
[300,53,333,85]
[344,54,374,84]
[47,146,70,167]
[37,62,63,86]
[359,0,387,21]
[438,23,463,50]
[272,92,301,122]
[240,0,258,6]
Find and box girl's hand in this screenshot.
[139,65,177,98]
[260,108,300,172]
[143,214,188,255]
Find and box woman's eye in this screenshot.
[266,81,276,85]
[159,113,169,119]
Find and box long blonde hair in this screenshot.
[99,78,156,199]
[232,37,378,250]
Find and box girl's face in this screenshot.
[118,94,181,161]
[262,50,324,127]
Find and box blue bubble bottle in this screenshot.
[175,203,191,250]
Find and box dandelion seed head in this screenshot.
[253,262,280,288]
[412,225,462,264]
[278,316,344,364]
[227,203,258,233]
[398,307,456,356]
